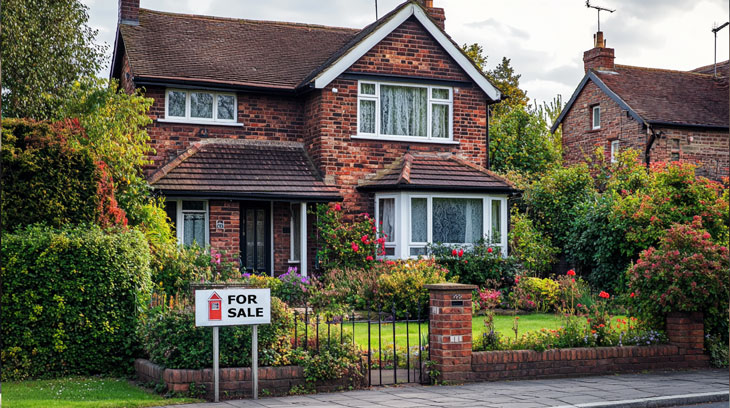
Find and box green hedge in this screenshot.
[1,225,152,380]
[1,118,102,231]
[140,297,294,369]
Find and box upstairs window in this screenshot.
[165,89,237,124]
[358,81,453,141]
[592,105,601,130]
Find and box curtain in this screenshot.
[491,200,502,244]
[360,100,375,133]
[432,198,483,244]
[183,213,205,246]
[379,198,395,243]
[380,85,427,137]
[432,104,449,138]
[411,198,428,242]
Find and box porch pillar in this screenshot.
[300,202,307,277]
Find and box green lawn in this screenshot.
[307,313,564,351]
[2,377,199,408]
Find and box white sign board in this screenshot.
[194,288,271,327]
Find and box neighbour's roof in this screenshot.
[118,9,359,90]
[148,139,342,201]
[691,60,730,75]
[357,152,517,193]
[552,63,729,132]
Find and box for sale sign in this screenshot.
[194,288,271,327]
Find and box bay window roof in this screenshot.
[358,152,517,193]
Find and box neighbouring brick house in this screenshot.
[552,31,729,181]
[111,0,515,276]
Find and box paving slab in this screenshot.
[151,369,728,408]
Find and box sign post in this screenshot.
[194,287,271,402]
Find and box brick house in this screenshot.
[552,31,729,181]
[111,0,515,276]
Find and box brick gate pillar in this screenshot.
[425,283,477,383]
[666,311,709,367]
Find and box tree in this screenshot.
[462,43,528,115]
[57,78,154,223]
[1,0,106,119]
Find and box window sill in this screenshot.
[157,118,244,127]
[288,259,301,264]
[351,135,460,145]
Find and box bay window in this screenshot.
[375,193,508,258]
[164,89,237,124]
[358,81,453,141]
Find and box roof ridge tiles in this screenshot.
[612,64,721,77]
[139,8,360,33]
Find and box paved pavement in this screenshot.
[160,369,729,408]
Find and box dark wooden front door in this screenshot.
[240,202,270,275]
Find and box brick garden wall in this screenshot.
[135,359,358,400]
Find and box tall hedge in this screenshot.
[1,225,152,380]
[1,118,103,231]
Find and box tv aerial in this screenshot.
[586,1,615,32]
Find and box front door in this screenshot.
[240,202,270,275]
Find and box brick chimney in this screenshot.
[583,31,615,72]
[415,0,446,30]
[119,0,140,25]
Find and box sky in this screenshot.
[84,0,729,105]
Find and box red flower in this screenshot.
[386,260,396,265]
[599,291,610,299]
[487,247,493,253]
[351,243,359,252]
[361,235,369,244]
[598,324,605,328]
[366,255,374,261]
[452,249,458,256]
[334,204,341,211]
[458,249,464,257]
[567,269,575,276]
[630,292,635,298]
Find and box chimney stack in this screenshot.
[583,31,615,72]
[415,0,446,30]
[119,0,140,25]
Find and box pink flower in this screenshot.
[334,204,341,211]
[361,235,369,244]
[702,232,711,239]
[487,247,493,253]
[351,243,359,252]
[366,255,374,261]
[577,303,583,308]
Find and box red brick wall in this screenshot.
[143,86,305,172]
[209,200,240,262]
[561,79,729,182]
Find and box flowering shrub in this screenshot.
[151,244,240,296]
[429,241,518,286]
[627,220,730,338]
[276,267,312,307]
[510,276,560,312]
[314,204,384,271]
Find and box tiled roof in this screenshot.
[148,139,342,201]
[358,152,516,193]
[120,9,359,89]
[691,60,729,76]
[593,65,729,128]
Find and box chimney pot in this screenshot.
[119,0,140,25]
[584,31,615,72]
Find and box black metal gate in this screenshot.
[291,302,430,386]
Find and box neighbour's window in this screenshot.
[290,204,301,262]
[165,89,237,123]
[592,105,601,130]
[610,140,620,163]
[358,81,453,140]
[670,139,680,162]
[165,199,209,246]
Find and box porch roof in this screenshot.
[148,139,342,202]
[357,152,517,193]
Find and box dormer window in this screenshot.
[357,81,453,142]
[592,105,601,130]
[164,89,238,125]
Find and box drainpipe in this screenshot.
[486,103,491,169]
[645,125,663,168]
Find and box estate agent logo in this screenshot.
[208,292,222,321]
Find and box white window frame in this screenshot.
[170,199,209,246]
[161,88,241,126]
[289,204,301,263]
[610,140,620,163]
[355,81,456,144]
[374,192,509,259]
[592,105,601,130]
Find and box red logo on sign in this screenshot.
[208,292,222,320]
